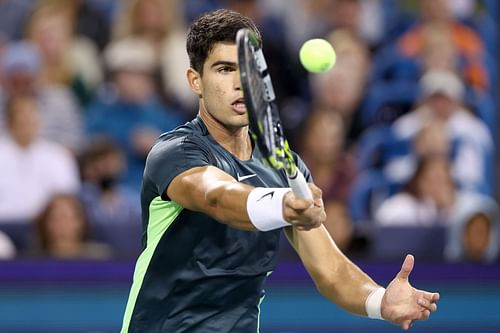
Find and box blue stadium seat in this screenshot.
[482,51,497,93]
[465,89,496,137]
[348,169,400,223]
[358,81,418,128]
[484,0,499,23]
[91,223,142,258]
[356,124,411,171]
[462,13,498,59]
[0,222,31,252]
[371,225,446,261]
[369,44,420,84]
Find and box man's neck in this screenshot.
[199,111,252,160]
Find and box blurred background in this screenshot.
[0,0,498,332]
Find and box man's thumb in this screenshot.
[397,254,414,281]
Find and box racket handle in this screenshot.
[288,170,313,200]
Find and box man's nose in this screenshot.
[234,69,242,90]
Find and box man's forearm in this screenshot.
[286,226,381,316]
[315,254,381,316]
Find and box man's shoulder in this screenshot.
[147,117,213,166]
[154,118,207,149]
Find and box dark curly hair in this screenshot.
[186,9,262,75]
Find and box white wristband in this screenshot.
[365,287,385,320]
[247,187,291,231]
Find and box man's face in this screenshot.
[114,70,154,103]
[8,97,40,147]
[4,71,36,96]
[193,42,247,130]
[426,93,457,120]
[464,213,491,261]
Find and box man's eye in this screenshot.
[218,66,234,73]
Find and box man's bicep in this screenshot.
[166,166,236,212]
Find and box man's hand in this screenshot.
[381,255,440,330]
[283,183,326,230]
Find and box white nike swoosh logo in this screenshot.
[237,173,257,182]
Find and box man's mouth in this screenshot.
[232,98,247,114]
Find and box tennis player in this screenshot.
[121,9,439,333]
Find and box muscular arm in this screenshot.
[285,194,440,329]
[285,226,378,316]
[166,166,323,231]
[167,165,256,230]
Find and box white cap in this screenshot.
[0,231,16,259]
[420,69,464,102]
[104,38,156,72]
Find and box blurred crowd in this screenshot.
[0,0,498,263]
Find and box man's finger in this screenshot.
[288,198,313,210]
[417,309,430,321]
[402,319,412,330]
[308,183,322,198]
[417,298,438,312]
[313,198,324,208]
[422,291,440,302]
[397,254,414,281]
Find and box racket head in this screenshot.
[237,28,296,174]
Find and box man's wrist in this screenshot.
[247,187,291,231]
[365,287,385,320]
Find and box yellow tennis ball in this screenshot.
[299,38,336,73]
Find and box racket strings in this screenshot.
[239,29,291,172]
[245,44,276,155]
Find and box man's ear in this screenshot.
[187,68,202,98]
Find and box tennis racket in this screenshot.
[237,28,312,200]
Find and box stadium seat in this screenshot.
[370,225,446,261]
[358,81,418,128]
[462,13,498,59]
[356,124,411,171]
[91,223,142,258]
[0,222,31,252]
[465,89,496,137]
[348,169,400,223]
[369,44,420,84]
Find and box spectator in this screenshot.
[324,199,354,253]
[79,138,141,227]
[375,155,446,226]
[397,0,488,91]
[392,70,492,193]
[26,0,103,106]
[267,0,385,50]
[375,154,491,227]
[299,110,356,203]
[445,195,500,263]
[62,0,112,51]
[260,0,333,52]
[113,0,195,114]
[0,41,84,152]
[86,38,184,191]
[298,110,356,250]
[419,22,459,74]
[309,29,370,142]
[384,121,451,184]
[0,95,80,222]
[34,194,111,259]
[320,0,364,39]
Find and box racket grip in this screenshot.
[288,170,313,200]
